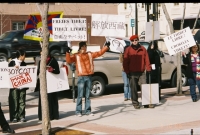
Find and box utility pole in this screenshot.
[135,3,138,34]
[146,3,150,22]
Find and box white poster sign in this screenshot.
[0,72,10,88]
[142,83,159,105]
[46,68,69,93]
[52,18,87,41]
[163,27,196,55]
[145,21,160,42]
[91,14,125,37]
[0,62,8,68]
[0,66,37,88]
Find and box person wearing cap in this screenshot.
[123,35,152,109]
[66,41,110,116]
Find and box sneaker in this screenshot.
[12,118,18,123]
[149,104,155,108]
[86,112,94,116]
[20,118,27,122]
[133,105,140,109]
[76,113,82,117]
[124,98,128,101]
[143,105,149,108]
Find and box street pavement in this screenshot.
[0,86,200,135]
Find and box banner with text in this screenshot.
[163,27,196,55]
[52,18,87,41]
[91,14,125,37]
[47,68,69,93]
[0,66,37,88]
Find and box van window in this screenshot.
[0,31,17,41]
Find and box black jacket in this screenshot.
[182,52,200,78]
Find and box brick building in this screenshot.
[0,3,118,47]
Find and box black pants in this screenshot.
[0,103,9,129]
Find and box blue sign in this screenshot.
[131,19,134,27]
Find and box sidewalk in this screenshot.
[1,86,200,135]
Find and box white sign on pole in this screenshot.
[163,27,196,56]
[46,68,69,93]
[91,14,125,37]
[142,83,159,105]
[145,21,160,42]
[0,66,37,88]
[0,62,8,68]
[52,18,87,41]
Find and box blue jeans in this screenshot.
[188,72,200,100]
[76,76,92,115]
[122,71,131,99]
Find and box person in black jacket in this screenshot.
[146,41,163,108]
[8,49,28,123]
[0,103,15,133]
[35,50,60,120]
[182,44,200,102]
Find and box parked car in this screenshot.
[0,30,68,62]
[139,31,168,41]
[50,37,187,97]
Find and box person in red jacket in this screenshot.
[123,35,152,109]
[66,41,110,117]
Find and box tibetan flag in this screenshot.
[24,11,63,41]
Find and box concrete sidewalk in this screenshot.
[1,86,200,135]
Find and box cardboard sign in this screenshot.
[46,68,69,93]
[52,18,87,41]
[91,14,125,37]
[0,72,10,88]
[163,27,196,55]
[145,21,160,42]
[142,83,159,105]
[0,66,37,88]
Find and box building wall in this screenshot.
[0,3,118,48]
[118,3,200,38]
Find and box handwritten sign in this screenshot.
[0,66,37,88]
[0,72,10,88]
[145,21,160,42]
[46,68,69,93]
[163,27,196,55]
[91,14,125,37]
[52,18,87,41]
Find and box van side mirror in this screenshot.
[13,38,18,42]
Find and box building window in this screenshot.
[124,3,127,9]
[174,3,179,6]
[125,24,128,37]
[12,22,25,30]
[142,3,144,8]
[158,3,161,7]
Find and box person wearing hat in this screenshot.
[123,35,152,109]
[66,41,110,117]
[0,103,15,133]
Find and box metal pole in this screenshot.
[88,23,90,44]
[72,70,75,102]
[146,3,150,22]
[135,3,138,34]
[153,3,156,21]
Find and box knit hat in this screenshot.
[78,41,87,51]
[130,35,139,41]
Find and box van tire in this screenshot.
[171,69,187,87]
[90,76,105,97]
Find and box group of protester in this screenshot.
[1,34,200,133]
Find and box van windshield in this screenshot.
[0,31,17,41]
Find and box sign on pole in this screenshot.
[145,21,160,42]
[163,27,196,56]
[52,18,87,41]
[46,68,69,93]
[91,14,125,37]
[131,19,134,27]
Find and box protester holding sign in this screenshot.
[182,43,200,102]
[66,41,110,117]
[123,35,151,109]
[35,50,60,120]
[146,41,164,106]
[0,103,15,133]
[8,49,28,123]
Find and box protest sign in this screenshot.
[46,67,69,93]
[0,72,10,88]
[145,21,160,42]
[163,27,196,55]
[24,11,63,41]
[0,66,37,88]
[91,14,125,37]
[52,18,87,41]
